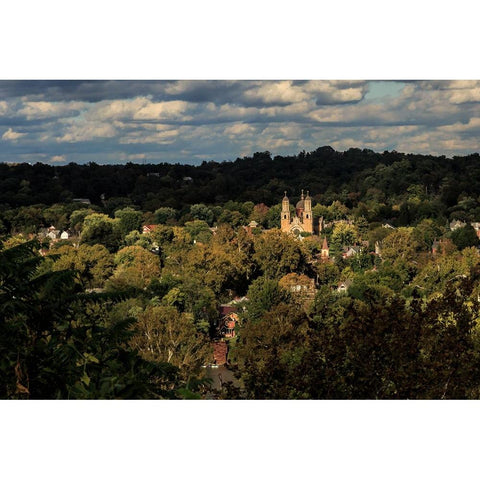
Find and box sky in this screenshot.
[1,80,480,165]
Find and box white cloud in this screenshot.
[57,122,117,142]
[0,101,9,115]
[18,101,85,119]
[2,127,26,141]
[243,81,308,105]
[438,117,480,133]
[448,88,480,104]
[224,123,256,136]
[119,128,179,144]
[88,97,191,122]
[134,100,190,121]
[304,80,368,104]
[88,97,150,121]
[50,155,66,163]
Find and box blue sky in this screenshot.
[1,80,480,165]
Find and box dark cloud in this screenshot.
[1,80,480,165]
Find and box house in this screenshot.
[46,225,60,240]
[218,312,239,339]
[450,219,466,231]
[471,222,480,239]
[229,296,249,305]
[142,224,158,234]
[216,304,240,339]
[337,279,353,293]
[382,223,395,229]
[243,220,259,235]
[342,245,363,258]
[72,198,91,205]
[279,273,316,307]
[60,230,70,240]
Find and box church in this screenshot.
[281,190,322,235]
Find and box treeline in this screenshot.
[2,147,480,220]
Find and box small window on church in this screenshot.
[306,214,309,218]
[284,215,287,219]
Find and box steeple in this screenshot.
[321,237,329,258]
[303,189,313,233]
[281,190,291,232]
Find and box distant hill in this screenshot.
[1,147,480,216]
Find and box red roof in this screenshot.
[219,304,237,316]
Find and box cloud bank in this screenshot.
[0,80,480,164]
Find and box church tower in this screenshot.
[303,191,313,233]
[281,191,291,232]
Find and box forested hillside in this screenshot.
[2,147,480,221]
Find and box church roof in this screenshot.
[322,237,329,249]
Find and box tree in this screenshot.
[451,224,479,250]
[190,204,214,225]
[245,276,290,322]
[70,208,96,234]
[130,305,212,380]
[81,213,122,252]
[0,240,181,399]
[154,207,177,224]
[236,303,311,399]
[381,227,419,263]
[108,246,161,290]
[413,219,443,251]
[114,207,143,237]
[327,201,349,221]
[253,230,307,278]
[51,244,114,289]
[330,222,360,251]
[184,220,211,241]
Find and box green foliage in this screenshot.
[450,224,479,250]
[184,220,211,240]
[253,230,307,279]
[5,148,480,399]
[51,243,114,289]
[190,204,214,225]
[81,213,122,252]
[0,241,182,399]
[245,276,290,322]
[130,305,212,380]
[154,207,177,224]
[114,207,143,237]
